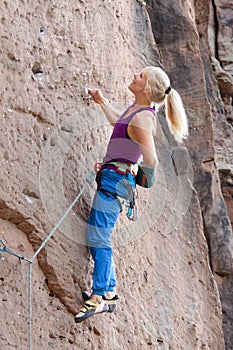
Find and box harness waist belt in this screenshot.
[101,161,138,176]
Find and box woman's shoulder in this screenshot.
[128,109,156,135]
[133,108,156,123]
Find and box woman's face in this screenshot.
[128,70,147,95]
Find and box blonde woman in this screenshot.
[75,66,188,323]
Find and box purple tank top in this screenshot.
[103,104,155,164]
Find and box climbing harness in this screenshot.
[95,162,138,221]
[103,161,138,176]
[0,170,95,350]
[94,161,138,176]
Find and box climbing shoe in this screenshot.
[82,291,119,313]
[103,294,119,313]
[82,291,91,301]
[74,299,109,323]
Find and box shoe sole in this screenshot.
[75,308,108,323]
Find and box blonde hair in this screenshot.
[143,66,188,143]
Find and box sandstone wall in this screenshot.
[207,1,233,348]
[0,0,232,349]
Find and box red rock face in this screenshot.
[208,3,233,348]
[0,0,232,349]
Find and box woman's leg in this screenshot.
[87,189,120,296]
[89,246,116,296]
[107,254,116,292]
[75,170,135,322]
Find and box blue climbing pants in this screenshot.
[86,168,136,296]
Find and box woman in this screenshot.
[75,66,188,323]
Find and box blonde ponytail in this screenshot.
[165,88,188,143]
[143,66,189,143]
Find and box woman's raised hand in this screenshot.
[88,88,105,104]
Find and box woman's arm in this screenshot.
[127,110,158,168]
[88,89,121,126]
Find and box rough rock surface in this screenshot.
[0,0,232,349]
[208,2,233,348]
